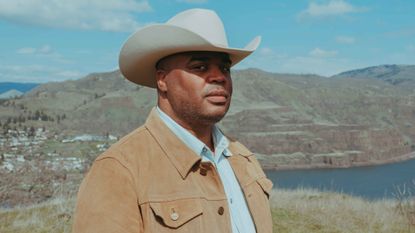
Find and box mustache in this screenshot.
[203,86,231,98]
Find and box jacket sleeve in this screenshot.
[72,157,143,233]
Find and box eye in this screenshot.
[189,63,208,72]
[222,65,231,74]
[190,63,208,72]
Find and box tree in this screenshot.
[28,126,35,137]
[41,114,48,121]
[35,110,41,120]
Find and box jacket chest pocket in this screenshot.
[148,198,203,232]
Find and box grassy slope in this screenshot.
[0,197,75,233]
[271,189,415,233]
[1,189,414,233]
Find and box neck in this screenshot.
[158,105,215,151]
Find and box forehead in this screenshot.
[159,51,231,66]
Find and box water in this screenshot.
[265,158,415,200]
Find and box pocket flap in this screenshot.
[256,177,273,198]
[149,199,203,229]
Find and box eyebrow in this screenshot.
[189,55,232,65]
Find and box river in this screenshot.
[265,158,415,200]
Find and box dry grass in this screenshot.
[394,181,415,228]
[271,188,415,233]
[1,188,414,233]
[0,196,74,233]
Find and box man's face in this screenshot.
[156,51,233,127]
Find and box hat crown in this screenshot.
[166,8,228,47]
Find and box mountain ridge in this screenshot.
[0,82,39,95]
[1,64,415,169]
[0,89,24,99]
[332,64,415,88]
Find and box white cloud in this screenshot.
[55,70,83,78]
[299,0,366,19]
[236,47,357,77]
[277,56,355,76]
[15,45,71,63]
[309,48,338,58]
[258,47,274,56]
[336,36,355,44]
[17,45,53,55]
[0,64,84,82]
[177,0,208,3]
[248,47,286,62]
[16,47,36,55]
[0,0,151,32]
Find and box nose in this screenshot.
[206,65,228,83]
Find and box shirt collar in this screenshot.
[156,106,232,158]
[212,126,232,157]
[144,107,252,179]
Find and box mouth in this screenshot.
[205,89,229,104]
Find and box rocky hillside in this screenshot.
[0,90,24,99]
[1,66,415,169]
[333,64,415,90]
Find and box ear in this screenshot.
[156,70,168,92]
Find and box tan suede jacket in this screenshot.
[72,109,273,233]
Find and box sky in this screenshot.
[0,0,414,83]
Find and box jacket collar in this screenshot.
[145,108,202,179]
[227,139,254,158]
[144,108,254,178]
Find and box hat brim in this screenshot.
[119,24,261,88]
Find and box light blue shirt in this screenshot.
[156,107,256,233]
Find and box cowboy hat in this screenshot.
[118,8,261,88]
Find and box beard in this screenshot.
[171,96,231,127]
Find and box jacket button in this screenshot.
[218,206,224,215]
[170,212,179,221]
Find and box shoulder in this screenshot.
[222,131,253,157]
[97,125,150,159]
[92,124,156,173]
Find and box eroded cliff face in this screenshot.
[221,105,413,169]
[1,67,415,170]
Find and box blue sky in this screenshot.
[0,0,414,83]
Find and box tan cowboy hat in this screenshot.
[118,8,261,88]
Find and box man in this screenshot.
[72,8,273,233]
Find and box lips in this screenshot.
[205,89,229,104]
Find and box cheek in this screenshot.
[166,81,202,103]
[164,71,207,103]
[225,77,233,96]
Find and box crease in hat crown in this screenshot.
[166,9,229,48]
[119,8,261,88]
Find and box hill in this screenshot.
[0,66,414,170]
[0,89,23,99]
[0,82,38,94]
[332,64,415,90]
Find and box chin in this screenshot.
[202,106,229,123]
